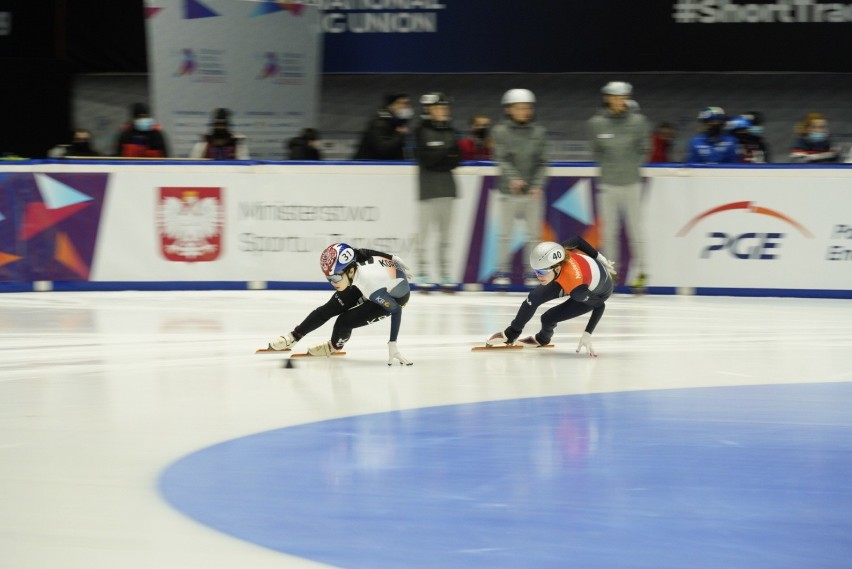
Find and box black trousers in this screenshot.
[295,287,410,349]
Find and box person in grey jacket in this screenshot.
[587,81,651,292]
[492,88,549,288]
[413,92,461,292]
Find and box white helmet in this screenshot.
[601,81,633,96]
[529,241,565,271]
[502,89,536,106]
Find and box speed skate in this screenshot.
[255,347,291,354]
[290,351,347,358]
[472,344,555,351]
[255,347,346,357]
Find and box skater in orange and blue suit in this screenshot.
[486,237,616,357]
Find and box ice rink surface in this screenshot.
[2,290,851,568]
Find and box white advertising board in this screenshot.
[91,165,482,283]
[645,173,852,290]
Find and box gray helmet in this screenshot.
[529,241,565,271]
[601,81,633,96]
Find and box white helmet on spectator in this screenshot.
[502,89,536,106]
[529,241,565,271]
[601,81,633,96]
[420,92,451,107]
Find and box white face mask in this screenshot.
[134,117,155,132]
[394,107,414,120]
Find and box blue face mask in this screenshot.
[807,132,827,143]
[747,126,763,136]
[134,117,155,132]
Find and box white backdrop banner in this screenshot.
[145,0,322,159]
[90,165,482,283]
[645,172,852,290]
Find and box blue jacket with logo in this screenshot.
[686,132,739,164]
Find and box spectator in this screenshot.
[649,122,676,163]
[685,107,738,164]
[492,88,548,288]
[287,128,322,160]
[48,129,100,158]
[413,92,461,292]
[587,81,651,293]
[190,108,250,160]
[789,112,838,163]
[115,102,169,158]
[727,112,770,163]
[458,114,493,161]
[353,93,413,160]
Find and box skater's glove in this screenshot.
[576,332,598,358]
[392,255,414,281]
[597,254,617,278]
[387,341,413,366]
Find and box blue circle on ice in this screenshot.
[159,383,852,569]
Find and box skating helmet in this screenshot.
[530,241,566,271]
[420,92,451,107]
[601,81,633,96]
[698,106,727,122]
[320,243,356,281]
[501,89,536,106]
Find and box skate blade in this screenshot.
[471,344,555,351]
[290,351,347,358]
[471,344,523,351]
[256,347,292,354]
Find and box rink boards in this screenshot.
[0,161,850,297]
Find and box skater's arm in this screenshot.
[367,289,404,341]
[357,248,392,261]
[584,305,605,334]
[562,236,600,258]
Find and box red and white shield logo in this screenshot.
[157,187,223,262]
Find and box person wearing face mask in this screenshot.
[190,108,250,160]
[729,111,771,163]
[789,112,838,163]
[492,88,549,289]
[353,93,413,160]
[587,81,651,294]
[48,129,100,158]
[458,114,493,161]
[483,237,616,357]
[686,107,738,165]
[413,92,461,292]
[115,102,169,158]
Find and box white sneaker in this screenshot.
[307,340,337,357]
[269,332,297,351]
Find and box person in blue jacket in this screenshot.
[685,107,739,164]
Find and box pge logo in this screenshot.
[677,201,813,260]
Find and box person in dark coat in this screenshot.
[352,93,413,160]
[114,102,169,158]
[287,128,322,160]
[412,92,461,291]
